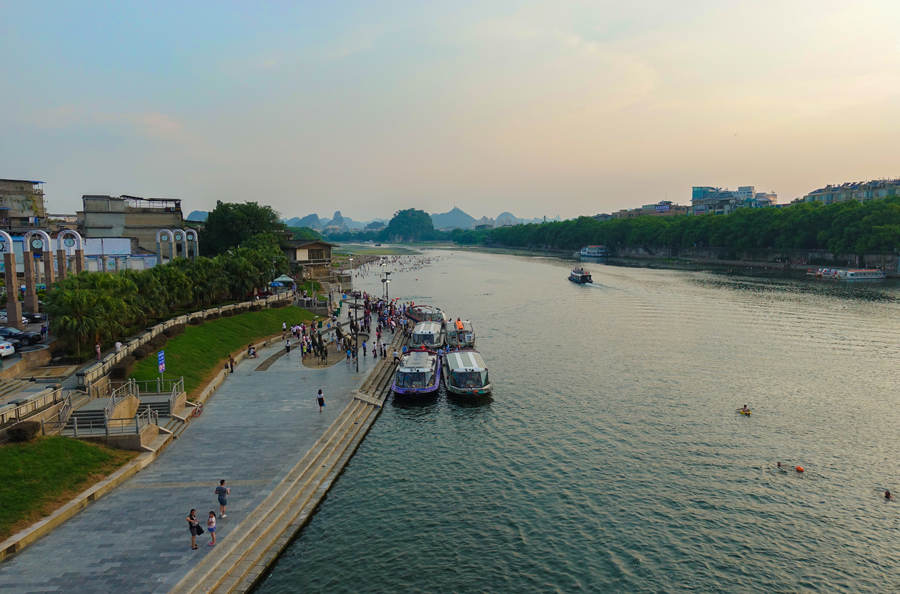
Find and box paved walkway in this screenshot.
[0,315,386,593]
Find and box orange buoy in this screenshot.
[795,466,804,473]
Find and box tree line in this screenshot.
[46,233,289,358]
[486,199,900,254]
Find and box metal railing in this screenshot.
[67,408,159,437]
[169,378,184,413]
[0,387,65,427]
[117,377,182,395]
[40,392,73,436]
[105,379,138,419]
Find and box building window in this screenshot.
[309,249,324,260]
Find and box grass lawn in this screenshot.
[0,436,136,539]
[131,306,316,397]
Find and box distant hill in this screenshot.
[284,214,323,230]
[186,210,208,221]
[431,207,475,229]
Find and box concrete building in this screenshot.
[0,179,48,232]
[612,201,690,219]
[802,179,900,205]
[282,239,336,278]
[77,195,184,254]
[591,213,613,222]
[692,186,777,215]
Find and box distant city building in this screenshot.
[803,179,900,205]
[282,238,336,278]
[612,201,689,219]
[0,179,48,231]
[78,195,184,254]
[692,186,777,215]
[592,213,612,222]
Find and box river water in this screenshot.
[257,250,900,593]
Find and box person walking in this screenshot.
[187,509,200,549]
[316,389,326,411]
[228,355,235,373]
[282,321,287,338]
[285,338,291,354]
[95,342,101,360]
[207,511,217,546]
[215,480,230,518]
[362,340,367,356]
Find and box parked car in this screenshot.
[0,341,15,357]
[0,310,43,323]
[0,312,30,326]
[0,327,41,346]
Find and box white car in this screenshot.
[0,313,29,326]
[0,341,16,357]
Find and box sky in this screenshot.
[2,1,900,221]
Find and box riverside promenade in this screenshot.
[0,314,404,594]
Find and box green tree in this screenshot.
[384,208,435,242]
[202,201,285,255]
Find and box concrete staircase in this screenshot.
[0,378,34,403]
[137,397,171,418]
[169,330,408,594]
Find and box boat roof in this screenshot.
[412,305,442,313]
[446,350,487,372]
[398,351,435,372]
[413,322,442,334]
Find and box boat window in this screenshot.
[397,372,427,388]
[451,371,484,388]
[412,333,436,346]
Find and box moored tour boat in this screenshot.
[411,321,446,350]
[580,245,610,258]
[569,267,593,284]
[406,305,446,324]
[444,318,475,349]
[392,350,441,396]
[443,349,492,396]
[807,267,886,280]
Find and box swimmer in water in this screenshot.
[886,490,893,501]
[737,405,750,413]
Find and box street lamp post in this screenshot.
[385,278,391,302]
[354,292,359,372]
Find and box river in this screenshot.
[257,249,900,593]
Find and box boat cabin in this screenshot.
[411,321,446,349]
[408,305,446,323]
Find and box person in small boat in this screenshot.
[737,405,750,413]
[886,490,894,501]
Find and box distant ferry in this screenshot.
[569,267,593,284]
[807,268,886,281]
[580,245,610,258]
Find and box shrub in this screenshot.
[163,324,186,338]
[8,421,41,442]
[148,335,167,349]
[220,310,234,317]
[132,346,150,359]
[109,364,129,380]
[249,305,262,312]
[188,317,203,326]
[272,300,289,308]
[206,312,220,320]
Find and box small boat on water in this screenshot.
[411,321,446,350]
[443,349,492,396]
[406,305,446,324]
[807,267,886,280]
[569,267,593,284]
[444,318,475,349]
[580,245,610,258]
[392,350,441,396]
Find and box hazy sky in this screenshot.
[3,1,899,221]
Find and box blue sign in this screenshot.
[158,350,165,373]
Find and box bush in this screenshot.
[220,309,234,317]
[148,335,167,349]
[8,421,41,442]
[272,300,289,308]
[109,364,129,380]
[188,317,203,326]
[249,305,262,312]
[132,346,150,360]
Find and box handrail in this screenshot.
[0,387,65,427]
[105,379,137,419]
[168,378,184,412]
